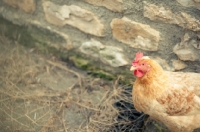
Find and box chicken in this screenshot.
[130,52,200,132]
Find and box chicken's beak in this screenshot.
[130,66,137,71]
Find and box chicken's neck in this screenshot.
[135,62,168,99]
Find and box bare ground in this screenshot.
[0,35,184,132]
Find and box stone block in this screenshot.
[42,1,105,36]
[144,2,200,31]
[110,17,160,51]
[83,0,123,12]
[3,0,35,13]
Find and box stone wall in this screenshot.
[0,0,200,81]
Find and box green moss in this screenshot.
[69,56,90,70]
[92,71,114,81]
[69,54,115,81]
[66,54,134,83]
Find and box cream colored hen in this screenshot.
[130,52,200,132]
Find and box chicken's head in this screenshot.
[130,52,151,78]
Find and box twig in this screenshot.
[35,109,52,122]
[90,118,114,126]
[0,98,9,102]
[46,60,82,87]
[0,77,26,95]
[72,100,99,111]
[25,114,39,126]
[62,110,68,132]
[97,90,110,107]
[0,108,29,128]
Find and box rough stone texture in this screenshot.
[79,39,128,67]
[28,20,73,51]
[99,46,128,67]
[173,33,199,61]
[143,3,174,23]
[192,34,200,49]
[79,39,105,58]
[42,1,105,36]
[176,0,200,10]
[82,0,123,12]
[171,60,187,70]
[144,2,200,31]
[179,13,200,31]
[110,17,160,51]
[3,0,35,13]
[151,56,174,71]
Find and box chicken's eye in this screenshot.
[141,63,145,66]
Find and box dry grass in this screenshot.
[0,35,146,132]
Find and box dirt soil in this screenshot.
[0,35,176,132]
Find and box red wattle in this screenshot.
[134,70,144,77]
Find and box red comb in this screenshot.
[132,52,143,65]
[135,52,143,61]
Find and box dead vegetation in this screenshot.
[0,35,146,132]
